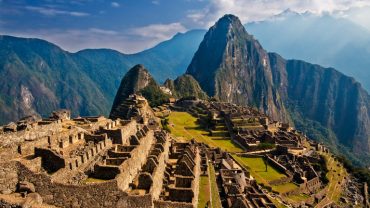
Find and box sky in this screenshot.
[1,0,370,53]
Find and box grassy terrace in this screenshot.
[209,163,222,208]
[197,163,222,208]
[168,111,243,153]
[198,176,210,208]
[232,155,298,194]
[315,152,347,207]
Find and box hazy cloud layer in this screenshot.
[187,0,370,27]
[2,22,187,54]
[1,0,370,53]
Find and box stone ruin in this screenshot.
[0,95,366,207]
[202,145,276,208]
[0,96,203,208]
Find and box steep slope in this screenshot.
[186,15,288,121]
[269,53,370,164]
[0,31,204,124]
[164,74,208,99]
[129,30,205,82]
[0,35,109,124]
[186,14,370,166]
[246,12,370,91]
[109,64,168,119]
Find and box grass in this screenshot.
[286,193,310,202]
[232,155,298,194]
[233,156,286,181]
[272,183,299,193]
[316,152,347,206]
[209,163,222,208]
[198,176,210,208]
[168,111,243,152]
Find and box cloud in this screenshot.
[130,22,187,40]
[152,1,160,5]
[25,6,89,16]
[88,28,118,35]
[1,25,184,54]
[111,2,120,8]
[187,0,370,27]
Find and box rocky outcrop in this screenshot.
[164,74,208,99]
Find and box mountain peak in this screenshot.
[211,14,250,38]
[217,14,242,25]
[129,64,148,73]
[109,64,156,119]
[186,14,286,121]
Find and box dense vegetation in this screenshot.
[139,85,170,107]
[164,74,208,100]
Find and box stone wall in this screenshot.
[0,161,18,194]
[117,194,153,208]
[17,161,127,208]
[34,148,65,173]
[149,134,170,199]
[191,148,201,208]
[120,120,137,145]
[0,123,62,148]
[154,200,194,208]
[116,130,155,191]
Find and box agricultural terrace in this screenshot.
[168,111,243,152]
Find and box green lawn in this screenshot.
[209,163,222,208]
[232,155,298,193]
[272,183,299,193]
[168,111,243,152]
[286,193,310,202]
[198,176,210,208]
[233,156,286,181]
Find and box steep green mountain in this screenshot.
[164,74,208,99]
[0,30,205,124]
[186,14,370,166]
[246,12,370,91]
[0,35,109,124]
[109,64,168,119]
[186,15,288,122]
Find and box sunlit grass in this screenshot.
[198,176,210,208]
[168,111,243,152]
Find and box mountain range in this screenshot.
[246,10,370,92]
[1,13,370,166]
[0,30,203,124]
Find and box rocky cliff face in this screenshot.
[269,53,370,156]
[164,74,208,99]
[186,14,370,165]
[186,15,288,121]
